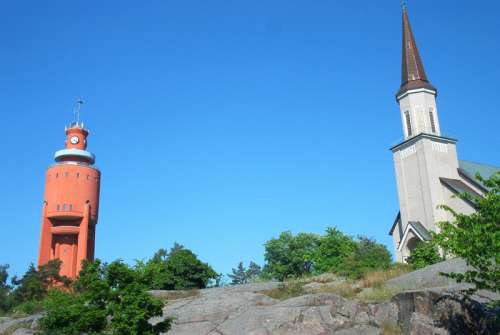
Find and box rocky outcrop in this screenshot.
[0,314,41,335]
[392,288,500,335]
[149,282,499,335]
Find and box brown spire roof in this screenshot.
[397,6,436,97]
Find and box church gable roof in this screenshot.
[397,221,431,251]
[458,160,500,181]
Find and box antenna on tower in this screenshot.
[74,98,84,126]
[402,0,407,10]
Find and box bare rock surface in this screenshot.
[386,258,470,291]
[150,277,499,335]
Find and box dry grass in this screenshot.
[360,264,412,289]
[261,281,305,300]
[357,286,403,303]
[380,320,403,335]
[314,282,361,299]
[154,289,200,301]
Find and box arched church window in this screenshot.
[429,108,436,133]
[404,111,412,137]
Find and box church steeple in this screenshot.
[397,5,436,98]
[396,4,441,139]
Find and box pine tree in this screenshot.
[228,262,247,285]
[246,262,262,282]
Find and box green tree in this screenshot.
[0,264,12,313]
[264,231,320,280]
[434,173,500,292]
[40,259,170,335]
[11,260,70,306]
[406,240,442,270]
[228,262,248,285]
[141,244,218,290]
[161,248,218,289]
[313,227,356,274]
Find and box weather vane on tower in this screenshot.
[74,98,84,126]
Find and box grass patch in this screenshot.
[361,264,412,289]
[3,320,33,335]
[9,300,44,318]
[261,281,305,300]
[380,320,403,335]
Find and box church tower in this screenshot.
[38,106,101,279]
[390,5,462,262]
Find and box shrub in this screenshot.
[336,236,392,279]
[406,240,442,270]
[433,172,500,293]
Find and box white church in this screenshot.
[389,6,499,262]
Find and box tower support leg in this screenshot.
[76,203,90,276]
[37,203,52,267]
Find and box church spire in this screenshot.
[397,5,436,98]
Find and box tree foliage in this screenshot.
[406,240,442,270]
[10,260,71,307]
[139,243,218,290]
[40,259,170,335]
[264,228,392,280]
[0,264,12,313]
[433,173,500,293]
[312,227,356,273]
[264,231,320,280]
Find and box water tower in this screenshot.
[38,102,101,279]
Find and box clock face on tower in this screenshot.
[70,136,80,145]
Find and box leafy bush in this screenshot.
[40,259,170,335]
[336,236,393,279]
[263,231,320,280]
[434,173,500,293]
[406,241,442,270]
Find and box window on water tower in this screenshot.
[69,204,73,211]
[62,204,67,211]
[56,204,60,211]
[404,111,412,137]
[429,108,436,133]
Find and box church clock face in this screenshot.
[70,136,79,144]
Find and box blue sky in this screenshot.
[1,0,499,279]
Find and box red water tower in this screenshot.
[38,118,101,279]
